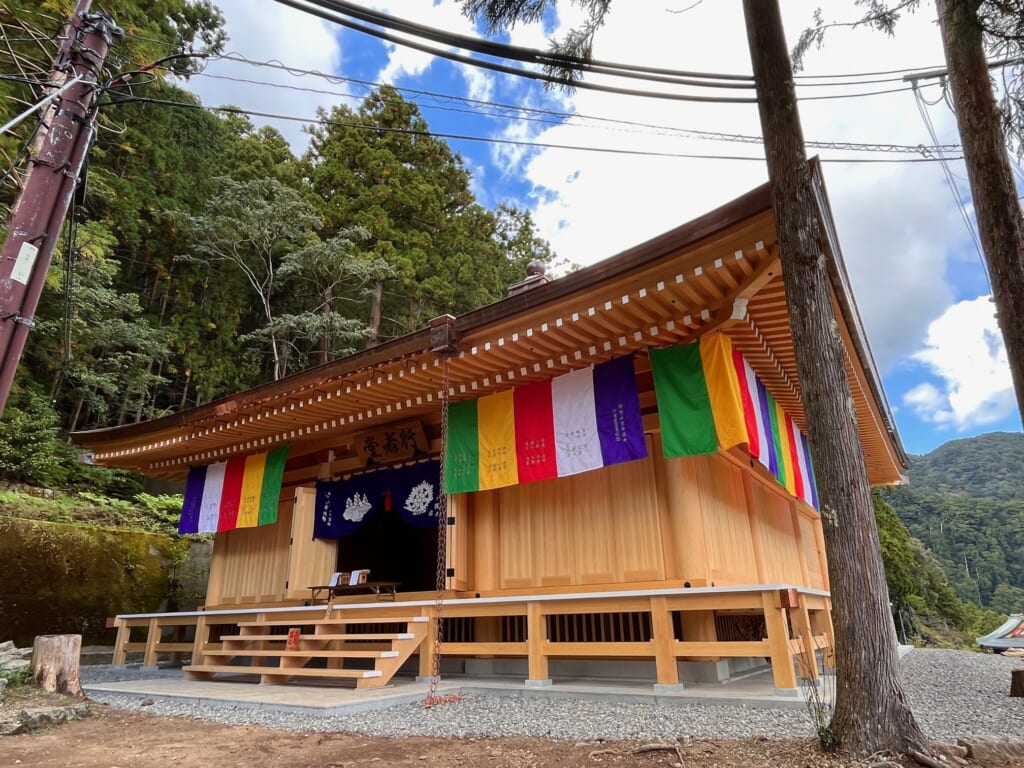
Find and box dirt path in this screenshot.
[0,691,1019,768]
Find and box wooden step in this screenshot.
[208,649,399,659]
[183,664,382,680]
[219,632,415,642]
[235,616,427,628]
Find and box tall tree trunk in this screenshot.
[320,285,332,365]
[743,0,927,757]
[367,279,383,348]
[180,368,191,410]
[936,0,1024,421]
[69,393,86,434]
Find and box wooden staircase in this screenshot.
[183,614,429,688]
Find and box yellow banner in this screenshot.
[477,389,518,490]
[700,333,746,450]
[236,452,268,527]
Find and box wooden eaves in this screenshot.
[72,159,908,488]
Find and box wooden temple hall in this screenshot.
[73,161,907,694]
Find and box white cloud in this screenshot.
[903,295,1015,429]
[185,0,342,152]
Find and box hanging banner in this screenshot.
[178,446,289,535]
[314,459,441,539]
[649,333,818,508]
[444,352,647,494]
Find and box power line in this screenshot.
[191,68,960,157]
[910,82,991,292]
[285,0,756,86]
[272,0,759,104]
[102,93,965,164]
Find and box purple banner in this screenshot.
[756,377,779,477]
[594,353,648,465]
[178,465,206,535]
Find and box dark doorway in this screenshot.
[335,510,438,594]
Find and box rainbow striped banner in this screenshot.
[178,446,289,534]
[649,333,817,508]
[444,353,647,493]
[731,349,818,508]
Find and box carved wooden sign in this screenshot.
[355,420,428,466]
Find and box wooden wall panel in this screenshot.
[498,484,534,589]
[286,486,338,600]
[493,453,664,589]
[751,482,804,584]
[799,512,827,590]
[209,493,294,605]
[568,472,617,585]
[695,455,758,586]
[471,491,499,591]
[607,454,665,582]
[531,479,575,587]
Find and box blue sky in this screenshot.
[187,0,1024,457]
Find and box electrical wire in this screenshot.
[272,0,758,104]
[289,0,756,85]
[101,93,965,164]
[191,69,959,157]
[911,82,991,291]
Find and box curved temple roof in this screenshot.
[74,160,907,488]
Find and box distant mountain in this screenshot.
[905,431,1024,501]
[880,431,1024,618]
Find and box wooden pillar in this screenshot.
[112,619,130,665]
[650,596,680,686]
[418,610,438,680]
[810,600,836,670]
[31,634,82,696]
[761,590,797,691]
[191,614,210,666]
[143,617,160,667]
[526,601,550,685]
[679,610,718,661]
[204,534,229,607]
[789,593,818,680]
[660,454,711,586]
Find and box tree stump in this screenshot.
[1012,669,1024,698]
[31,634,83,697]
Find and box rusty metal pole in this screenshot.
[0,1,121,415]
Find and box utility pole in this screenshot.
[0,0,122,416]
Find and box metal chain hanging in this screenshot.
[424,353,459,707]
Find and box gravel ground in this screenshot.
[82,649,1023,743]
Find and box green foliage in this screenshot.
[0,486,182,536]
[0,666,33,688]
[904,432,1024,501]
[0,3,557,473]
[303,87,552,342]
[0,383,74,487]
[878,432,1024,639]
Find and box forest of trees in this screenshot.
[0,1,555,487]
[882,432,1024,616]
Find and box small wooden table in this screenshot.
[307,581,400,602]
